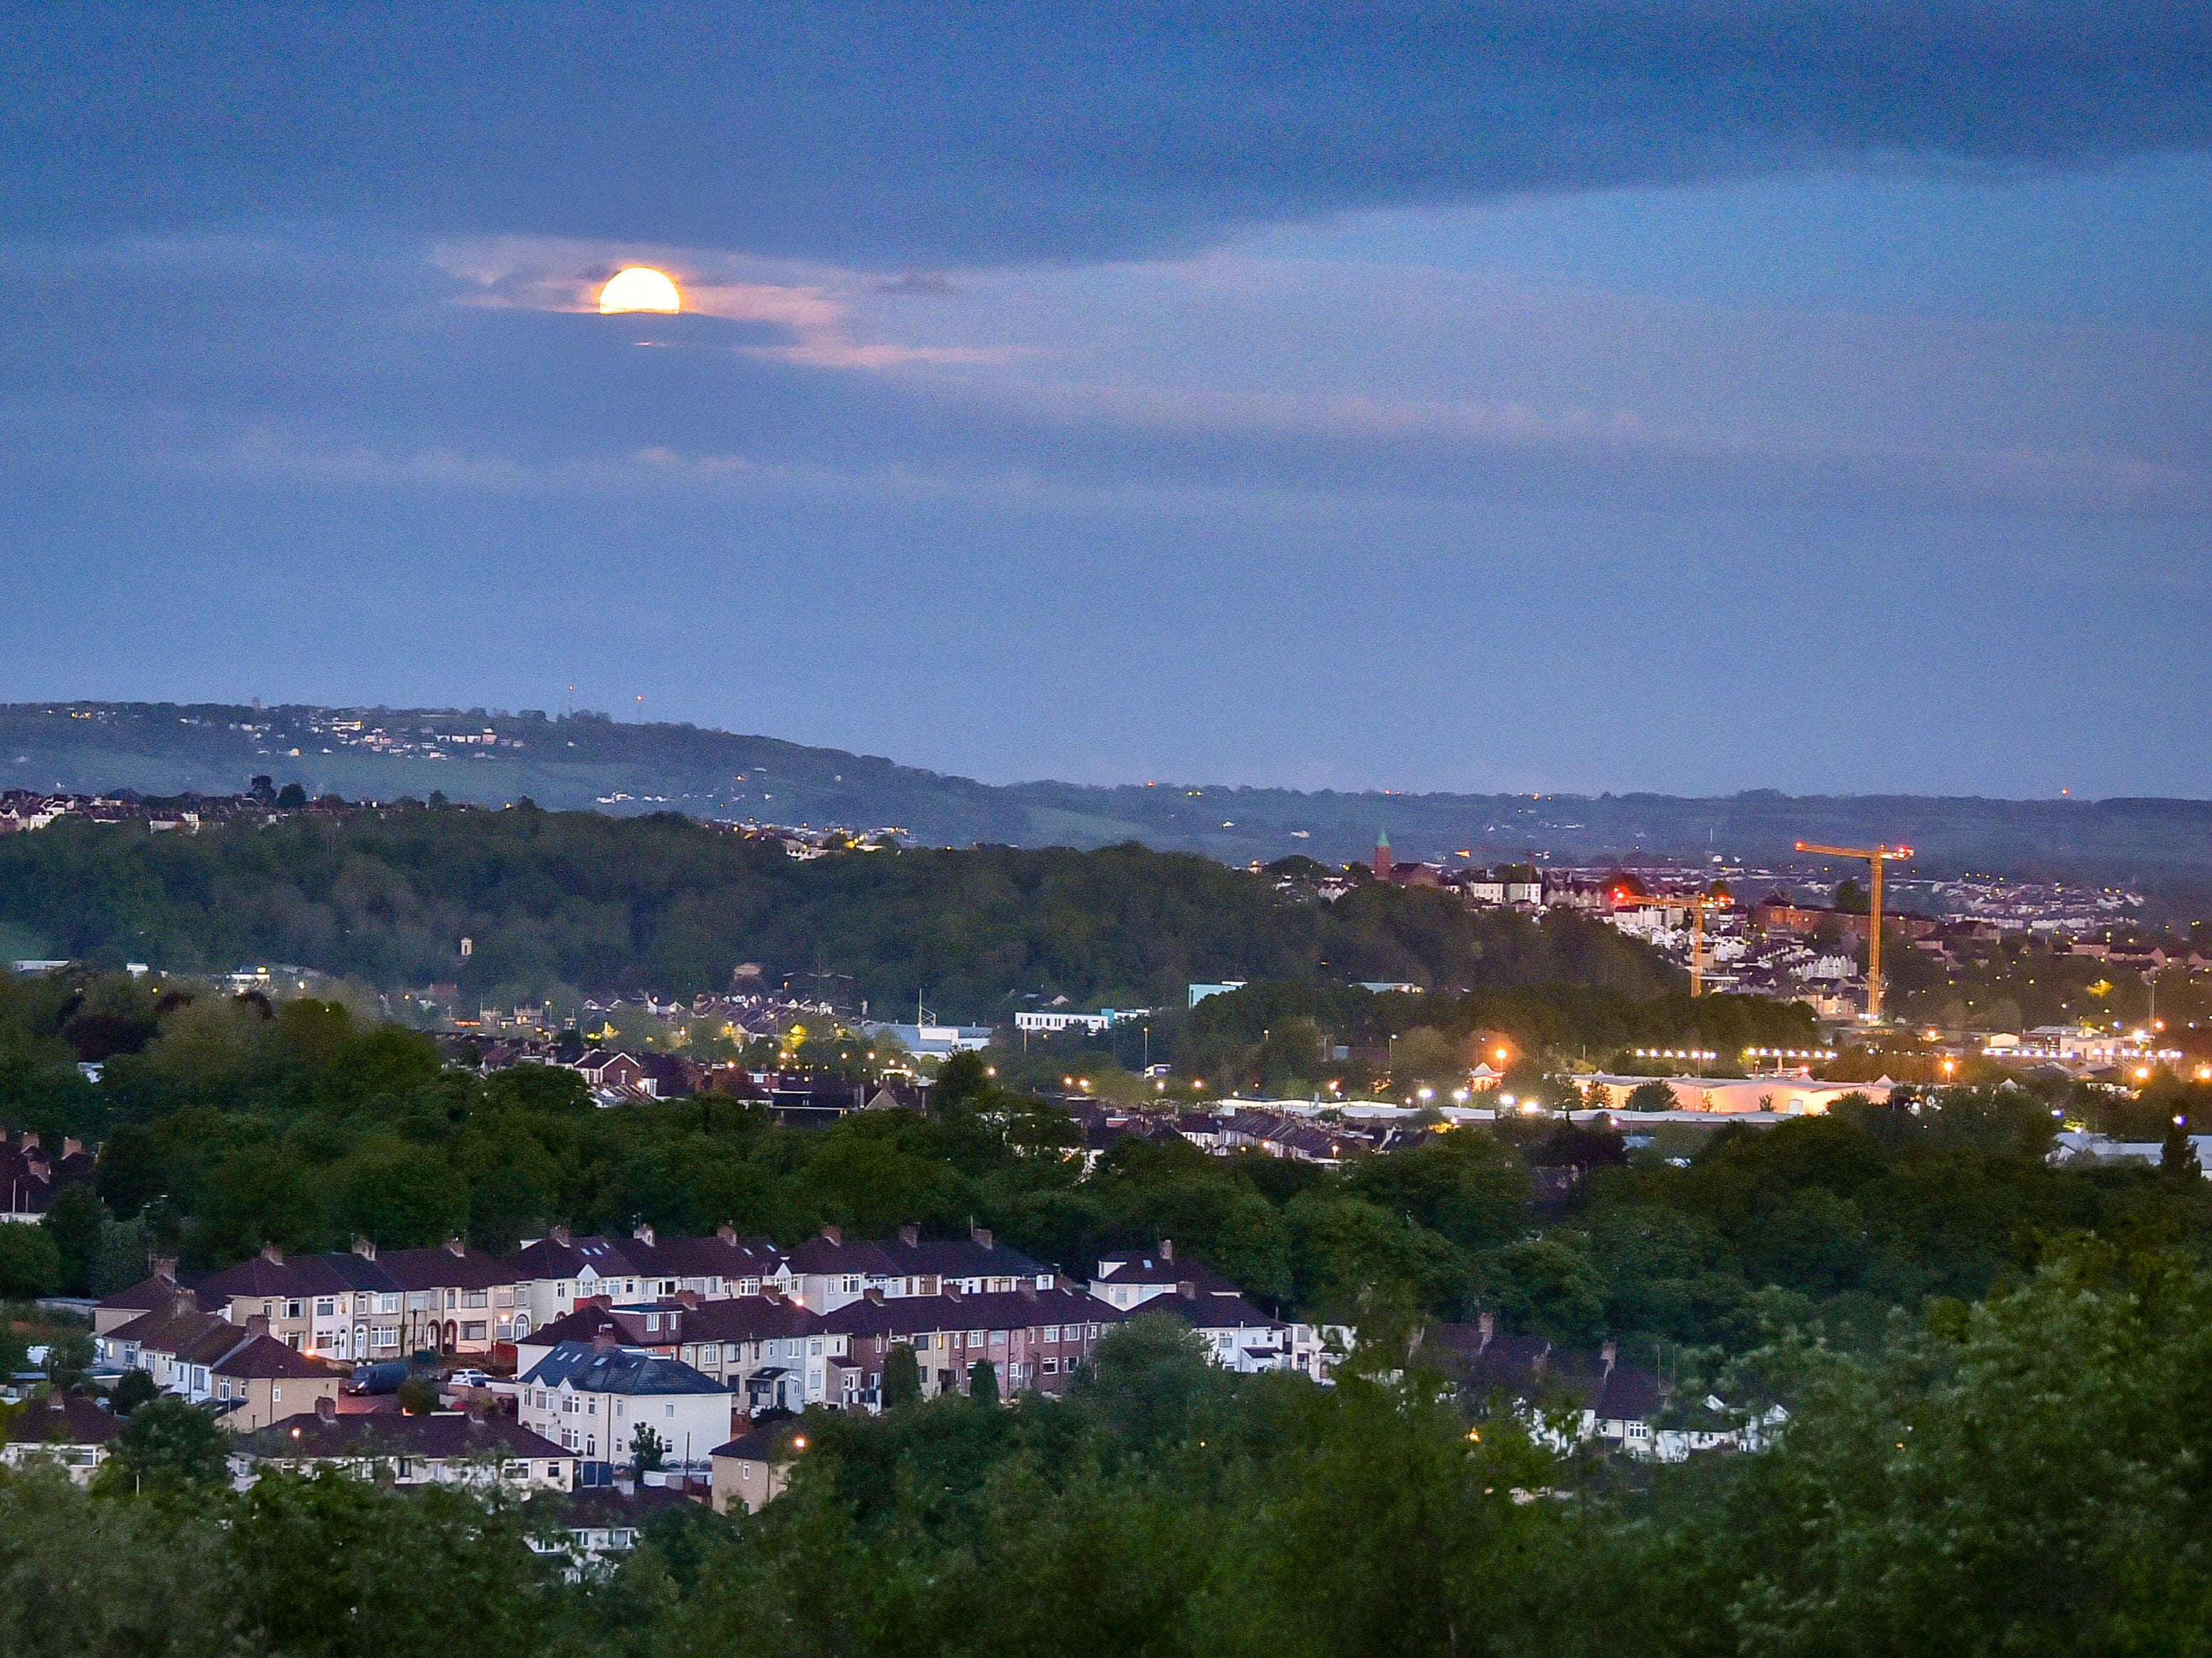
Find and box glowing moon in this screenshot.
[598,267,681,314]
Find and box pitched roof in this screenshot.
[105,1303,232,1355]
[520,1340,729,1397]
[246,1411,568,1461]
[3,1395,123,1447]
[212,1332,339,1381]
[98,1273,215,1316]
[1137,1288,1284,1333]
[1092,1249,1241,1296]
[818,1286,1118,1342]
[711,1422,797,1462]
[681,1298,824,1345]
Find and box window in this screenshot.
[462,1290,488,1308]
[378,1294,398,1315]
[989,1331,1006,1347]
[1043,1326,1058,1342]
[462,1322,487,1342]
[558,1283,571,1298]
[702,1343,720,1365]
[968,1331,984,1348]
[809,1338,822,1356]
[407,1291,429,1312]
[286,1300,302,1319]
[1043,1357,1059,1375]
[616,1400,626,1418]
[317,1298,335,1317]
[664,1404,675,1419]
[273,1386,283,1402]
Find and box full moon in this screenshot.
[598,267,682,314]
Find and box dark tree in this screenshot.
[2161,1116,2201,1180]
[967,1358,1000,1406]
[882,1341,922,1407]
[112,1365,160,1415]
[95,1395,233,1496]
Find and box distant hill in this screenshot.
[6,701,2211,894]
[0,808,1678,1013]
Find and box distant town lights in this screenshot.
[1634,1049,1717,1061]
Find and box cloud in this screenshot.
[9,5,2208,262]
[429,237,1012,369]
[875,272,959,296]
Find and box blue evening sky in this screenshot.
[2,5,2206,797]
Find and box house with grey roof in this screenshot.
[517,1339,733,1472]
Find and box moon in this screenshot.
[599,267,682,315]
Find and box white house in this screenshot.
[517,1340,734,1470]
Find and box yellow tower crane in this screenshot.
[1611,883,1732,995]
[1794,841,1914,1021]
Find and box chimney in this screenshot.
[863,1286,885,1306]
[716,1224,738,1244]
[673,1290,701,1310]
[971,1224,994,1251]
[260,1242,284,1265]
[16,1133,34,1153]
[591,1329,620,1353]
[762,1286,784,1305]
[352,1237,376,1260]
[898,1224,920,1247]
[1158,1239,1173,1262]
[246,1313,270,1337]
[315,1394,336,1422]
[1477,1311,1495,1352]
[550,1224,572,1248]
[1601,1340,1617,1374]
[445,1236,467,1257]
[152,1256,178,1283]
[47,1387,67,1412]
[821,1223,842,1246]
[1178,1281,1196,1299]
[172,1290,199,1319]
[61,1137,83,1158]
[632,1222,656,1248]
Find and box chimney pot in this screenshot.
[632,1222,655,1247]
[1159,1239,1173,1261]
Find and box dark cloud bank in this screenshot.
[7,3,2209,261]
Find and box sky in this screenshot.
[3,3,2208,798]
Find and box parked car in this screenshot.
[446,1368,492,1390]
[346,1360,410,1395]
